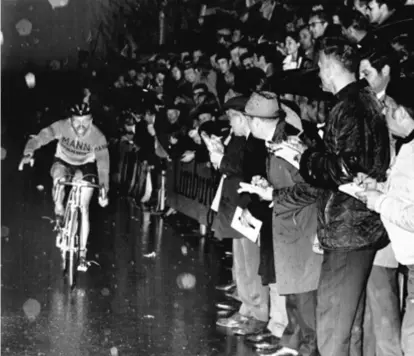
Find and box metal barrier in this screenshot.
[166,159,219,227]
[110,140,149,202]
[110,141,219,228]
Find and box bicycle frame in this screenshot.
[55,177,101,288]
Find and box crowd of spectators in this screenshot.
[6,0,414,355]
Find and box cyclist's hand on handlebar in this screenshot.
[99,196,109,208]
[18,153,34,171]
[98,187,109,208]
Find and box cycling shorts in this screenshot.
[50,158,97,184]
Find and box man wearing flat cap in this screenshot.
[211,96,281,337]
[238,91,324,356]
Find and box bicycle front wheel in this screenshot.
[67,209,79,288]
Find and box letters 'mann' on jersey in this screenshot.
[24,118,110,190]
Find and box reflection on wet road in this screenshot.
[1,158,258,355]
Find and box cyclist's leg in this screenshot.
[78,163,97,263]
[79,186,93,260]
[50,160,70,218]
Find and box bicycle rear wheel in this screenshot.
[67,209,79,288]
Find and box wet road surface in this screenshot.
[1,148,259,356]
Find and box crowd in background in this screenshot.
[4,0,414,356]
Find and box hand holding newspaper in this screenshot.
[238,182,273,202]
[231,207,262,243]
[266,136,306,170]
[338,182,366,199]
[201,132,224,154]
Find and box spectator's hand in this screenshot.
[181,150,195,163]
[251,176,271,189]
[355,190,383,211]
[238,182,273,201]
[147,124,156,137]
[209,151,223,169]
[239,208,255,229]
[210,135,224,154]
[170,136,178,145]
[189,129,202,145]
[354,173,377,190]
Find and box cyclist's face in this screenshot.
[71,115,92,137]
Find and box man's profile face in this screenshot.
[318,53,335,93]
[359,59,388,94]
[367,0,383,24]
[299,27,313,50]
[354,0,369,17]
[227,109,244,136]
[248,116,264,140]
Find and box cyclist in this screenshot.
[19,92,110,271]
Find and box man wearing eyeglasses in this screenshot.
[216,27,233,49]
[308,10,330,40]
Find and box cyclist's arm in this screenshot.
[23,121,62,156]
[95,136,110,193]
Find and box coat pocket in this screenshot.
[274,213,302,244]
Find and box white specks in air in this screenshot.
[23,298,41,321]
[25,73,36,88]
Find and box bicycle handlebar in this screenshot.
[57,180,102,190]
[57,180,106,200]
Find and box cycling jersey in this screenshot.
[24,118,110,191]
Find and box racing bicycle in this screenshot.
[19,157,105,289]
[54,173,104,289]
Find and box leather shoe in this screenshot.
[245,328,273,343]
[216,312,250,328]
[217,309,232,317]
[233,319,267,336]
[215,302,236,310]
[253,336,281,351]
[225,290,241,302]
[257,346,299,356]
[215,281,236,292]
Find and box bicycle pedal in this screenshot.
[86,260,101,268]
[42,216,55,224]
[77,264,88,272]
